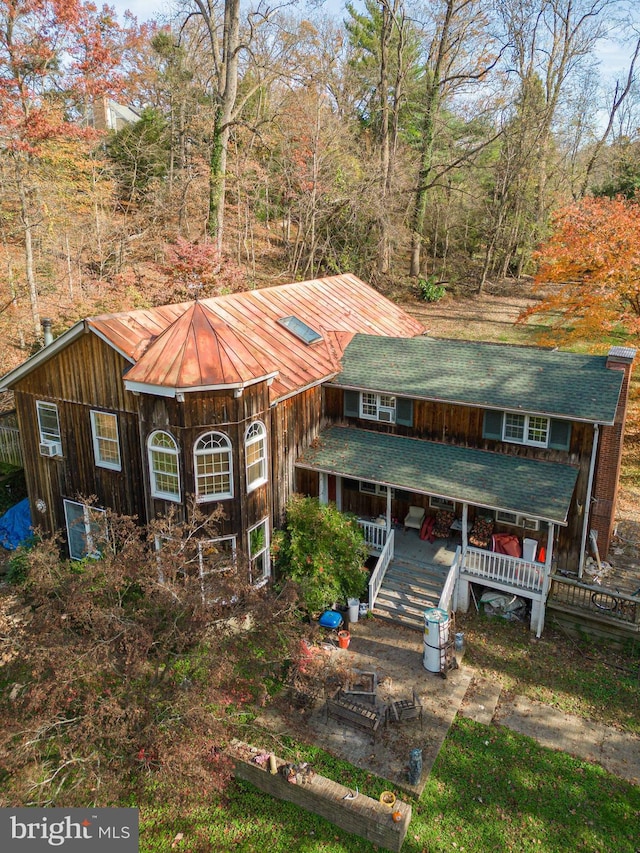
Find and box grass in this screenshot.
[136,718,640,852]
[457,612,640,734]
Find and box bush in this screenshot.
[418,275,446,302]
[273,495,369,613]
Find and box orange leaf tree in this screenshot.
[520,196,640,343]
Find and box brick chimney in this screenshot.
[590,346,636,557]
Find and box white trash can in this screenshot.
[423,607,450,673]
[347,597,360,623]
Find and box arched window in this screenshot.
[245,421,267,491]
[148,431,181,501]
[194,432,233,501]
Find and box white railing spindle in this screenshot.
[368,529,395,611]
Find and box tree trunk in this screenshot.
[206,0,241,253]
[16,172,40,337]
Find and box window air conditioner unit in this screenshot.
[40,440,61,457]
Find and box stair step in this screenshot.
[373,559,448,628]
[381,575,443,598]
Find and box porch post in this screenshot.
[335,476,343,511]
[534,522,555,638]
[319,472,328,505]
[461,503,469,550]
[386,486,392,529]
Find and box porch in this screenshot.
[297,425,579,637]
[360,520,549,634]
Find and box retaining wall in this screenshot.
[229,740,412,852]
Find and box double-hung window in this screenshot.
[148,430,181,501]
[194,432,233,501]
[64,499,107,560]
[90,411,121,470]
[36,401,62,456]
[248,519,270,585]
[245,421,267,491]
[503,413,549,448]
[484,410,571,450]
[360,392,396,423]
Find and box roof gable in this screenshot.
[0,275,425,400]
[333,335,625,423]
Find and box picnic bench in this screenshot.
[325,691,382,739]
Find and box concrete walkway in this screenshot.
[459,675,640,786]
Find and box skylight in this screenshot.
[277,315,323,345]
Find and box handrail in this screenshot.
[368,529,395,611]
[438,546,461,613]
[549,575,640,626]
[357,518,388,553]
[462,546,544,594]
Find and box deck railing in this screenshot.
[358,518,388,553]
[368,529,395,612]
[462,546,544,594]
[0,425,22,467]
[438,546,462,612]
[548,575,640,627]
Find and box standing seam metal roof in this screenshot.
[87,275,425,401]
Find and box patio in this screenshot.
[257,616,471,795]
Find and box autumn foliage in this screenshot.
[520,196,640,343]
[0,505,303,806]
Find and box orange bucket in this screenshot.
[337,630,350,649]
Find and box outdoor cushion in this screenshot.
[492,533,522,558]
[432,510,455,538]
[469,516,494,548]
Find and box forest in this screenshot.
[2,0,640,380]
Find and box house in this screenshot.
[87,97,141,132]
[0,275,634,634]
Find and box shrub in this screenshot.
[273,495,369,613]
[418,275,446,302]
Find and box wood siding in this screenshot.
[324,387,595,570]
[12,333,144,537]
[271,386,324,525]
[136,382,273,554]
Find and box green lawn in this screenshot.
[457,613,640,734]
[138,718,640,852]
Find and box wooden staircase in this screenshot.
[371,558,448,631]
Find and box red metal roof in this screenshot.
[88,274,425,401]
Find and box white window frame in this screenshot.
[248,518,270,586]
[503,412,549,448]
[429,496,455,511]
[90,410,121,471]
[359,481,396,498]
[360,392,396,424]
[64,499,107,560]
[148,430,181,502]
[495,510,540,531]
[245,421,267,492]
[36,400,62,455]
[194,431,233,502]
[197,535,237,575]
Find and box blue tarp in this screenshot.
[0,498,32,550]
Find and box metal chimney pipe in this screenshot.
[42,318,54,346]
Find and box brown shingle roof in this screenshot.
[88,274,424,401]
